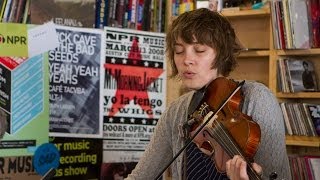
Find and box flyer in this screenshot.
[48,25,105,138]
[103,27,166,162]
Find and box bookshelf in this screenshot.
[223,6,320,154]
[224,8,271,87]
[271,49,320,151]
[165,1,320,156]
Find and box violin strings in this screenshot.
[215,121,260,179]
[206,119,261,180]
[210,122,258,179]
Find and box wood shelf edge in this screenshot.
[276,48,320,56]
[286,135,320,147]
[221,8,270,17]
[238,50,270,57]
[276,92,320,98]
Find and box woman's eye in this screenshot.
[194,45,207,53]
[174,48,184,54]
[196,50,205,53]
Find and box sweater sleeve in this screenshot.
[125,106,173,180]
[241,82,292,180]
[125,91,193,180]
[125,90,196,180]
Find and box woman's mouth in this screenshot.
[182,71,196,79]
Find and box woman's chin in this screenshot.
[182,82,203,91]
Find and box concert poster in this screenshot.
[102,27,166,163]
[48,25,105,138]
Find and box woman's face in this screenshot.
[174,37,219,90]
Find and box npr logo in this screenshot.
[0,34,27,45]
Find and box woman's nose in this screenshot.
[183,51,195,65]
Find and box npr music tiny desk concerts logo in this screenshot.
[0,34,27,45]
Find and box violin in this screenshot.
[155,77,278,180]
[188,77,262,179]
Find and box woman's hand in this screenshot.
[226,155,262,180]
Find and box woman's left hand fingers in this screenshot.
[252,162,263,176]
[226,155,249,180]
[226,155,263,180]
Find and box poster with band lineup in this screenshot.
[103,27,166,163]
[49,25,105,138]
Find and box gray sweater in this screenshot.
[126,81,292,180]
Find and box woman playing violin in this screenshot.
[126,8,291,180]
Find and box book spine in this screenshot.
[8,0,18,22]
[282,0,293,49]
[151,0,157,32]
[277,1,287,49]
[130,0,136,29]
[159,0,165,32]
[157,0,162,32]
[309,0,320,47]
[0,0,8,21]
[112,0,117,27]
[123,0,128,28]
[21,0,29,23]
[172,0,179,16]
[14,0,26,23]
[148,0,153,31]
[2,0,12,22]
[95,0,101,28]
[103,0,109,27]
[142,0,151,31]
[280,102,293,135]
[136,0,144,30]
[107,0,114,26]
[116,0,125,28]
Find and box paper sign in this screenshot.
[28,21,59,57]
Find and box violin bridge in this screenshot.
[203,111,217,128]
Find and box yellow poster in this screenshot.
[0,23,28,57]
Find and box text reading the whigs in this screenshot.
[48,31,99,101]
